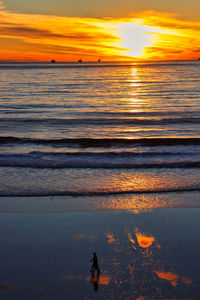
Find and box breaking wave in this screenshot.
[0,151,199,169]
[1,136,200,148]
[1,187,200,197]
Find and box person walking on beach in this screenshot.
[90,252,100,273]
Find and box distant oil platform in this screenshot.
[78,59,101,63]
[50,59,102,63]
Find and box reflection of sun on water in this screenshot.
[122,67,144,115]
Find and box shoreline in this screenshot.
[0,191,199,214]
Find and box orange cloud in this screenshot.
[133,10,200,31]
[128,11,200,60]
[0,3,200,61]
[0,2,124,61]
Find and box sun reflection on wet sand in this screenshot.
[106,233,116,244]
[73,234,83,240]
[155,271,178,286]
[0,282,19,290]
[87,275,110,285]
[62,273,110,285]
[127,233,136,244]
[127,229,155,250]
[127,233,137,250]
[100,219,198,299]
[182,276,192,285]
[62,275,83,281]
[135,232,155,248]
[96,192,199,214]
[0,209,199,299]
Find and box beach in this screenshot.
[0,206,199,299]
[0,61,200,299]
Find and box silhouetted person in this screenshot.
[90,252,100,273]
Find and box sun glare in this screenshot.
[115,22,154,57]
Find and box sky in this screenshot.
[0,0,200,61]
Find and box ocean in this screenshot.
[0,61,200,212]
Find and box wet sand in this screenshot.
[0,207,199,299]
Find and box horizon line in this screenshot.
[0,59,199,63]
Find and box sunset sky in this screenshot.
[0,0,200,61]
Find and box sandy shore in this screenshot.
[0,207,199,299]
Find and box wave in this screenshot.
[0,117,199,125]
[0,187,200,197]
[0,151,199,169]
[1,136,200,148]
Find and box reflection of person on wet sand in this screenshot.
[89,253,101,291]
[90,252,100,273]
[91,270,100,291]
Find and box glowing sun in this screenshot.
[115,22,155,57]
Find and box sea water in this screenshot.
[0,61,200,211]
